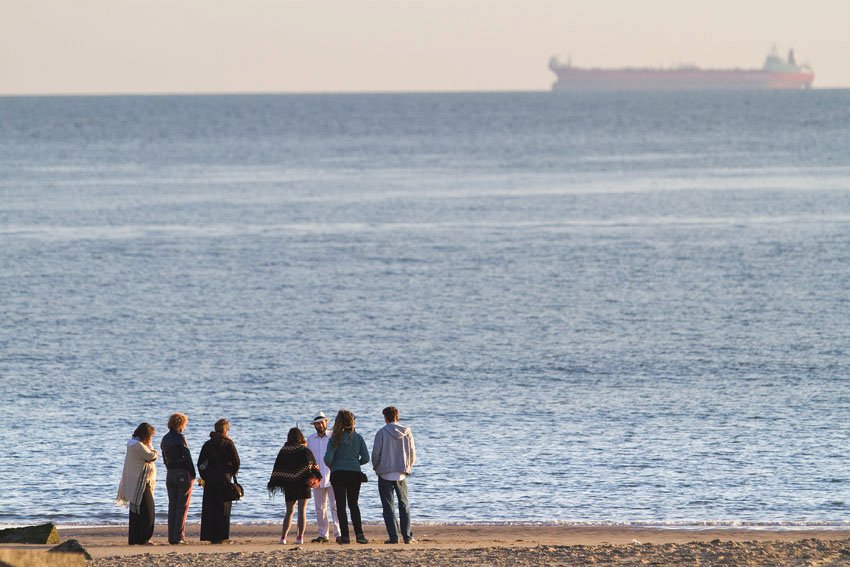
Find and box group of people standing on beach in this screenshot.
[116,407,417,547]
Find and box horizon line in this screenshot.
[2,86,849,98]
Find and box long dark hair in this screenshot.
[331,410,355,448]
[285,427,306,447]
[132,422,155,444]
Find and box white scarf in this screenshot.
[116,438,158,513]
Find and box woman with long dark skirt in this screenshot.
[324,410,370,544]
[198,418,240,544]
[116,422,158,545]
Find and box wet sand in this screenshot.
[31,524,850,566]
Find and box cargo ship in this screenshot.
[549,48,814,91]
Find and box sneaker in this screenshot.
[311,536,329,543]
[295,536,303,545]
[356,534,369,544]
[279,537,287,545]
[403,538,417,544]
[384,539,399,544]
[336,536,350,544]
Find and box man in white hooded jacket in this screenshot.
[371,406,416,544]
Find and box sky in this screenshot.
[1,0,848,95]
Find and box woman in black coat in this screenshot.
[198,418,240,544]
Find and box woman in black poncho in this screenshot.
[268,427,319,545]
[197,418,240,544]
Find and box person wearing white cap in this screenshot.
[306,412,341,543]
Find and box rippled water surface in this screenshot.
[2,91,850,527]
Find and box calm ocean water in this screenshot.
[2,91,850,528]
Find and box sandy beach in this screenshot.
[4,523,847,566]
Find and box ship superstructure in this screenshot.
[549,48,814,91]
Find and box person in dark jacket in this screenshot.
[268,427,319,545]
[324,410,370,544]
[197,418,240,544]
[161,412,196,544]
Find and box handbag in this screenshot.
[306,464,322,489]
[225,474,244,502]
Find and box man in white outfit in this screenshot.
[306,411,341,543]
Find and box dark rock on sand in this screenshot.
[0,523,60,545]
[50,539,93,560]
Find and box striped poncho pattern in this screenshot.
[267,445,319,496]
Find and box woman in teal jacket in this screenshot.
[324,409,369,544]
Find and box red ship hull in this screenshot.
[551,68,815,91]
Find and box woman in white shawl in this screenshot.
[117,422,158,545]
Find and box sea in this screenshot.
[1,90,850,529]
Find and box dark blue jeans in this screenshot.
[378,477,411,542]
[166,468,193,543]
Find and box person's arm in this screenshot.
[229,441,241,475]
[305,447,317,466]
[408,431,416,469]
[306,438,315,463]
[197,443,209,481]
[324,442,335,468]
[139,442,158,463]
[371,430,383,471]
[160,438,169,467]
[268,449,284,490]
[183,436,197,479]
[358,435,370,465]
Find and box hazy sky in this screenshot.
[2,0,848,95]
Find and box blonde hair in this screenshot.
[167,413,188,431]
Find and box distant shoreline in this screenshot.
[6,520,850,531]
[4,520,850,532]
